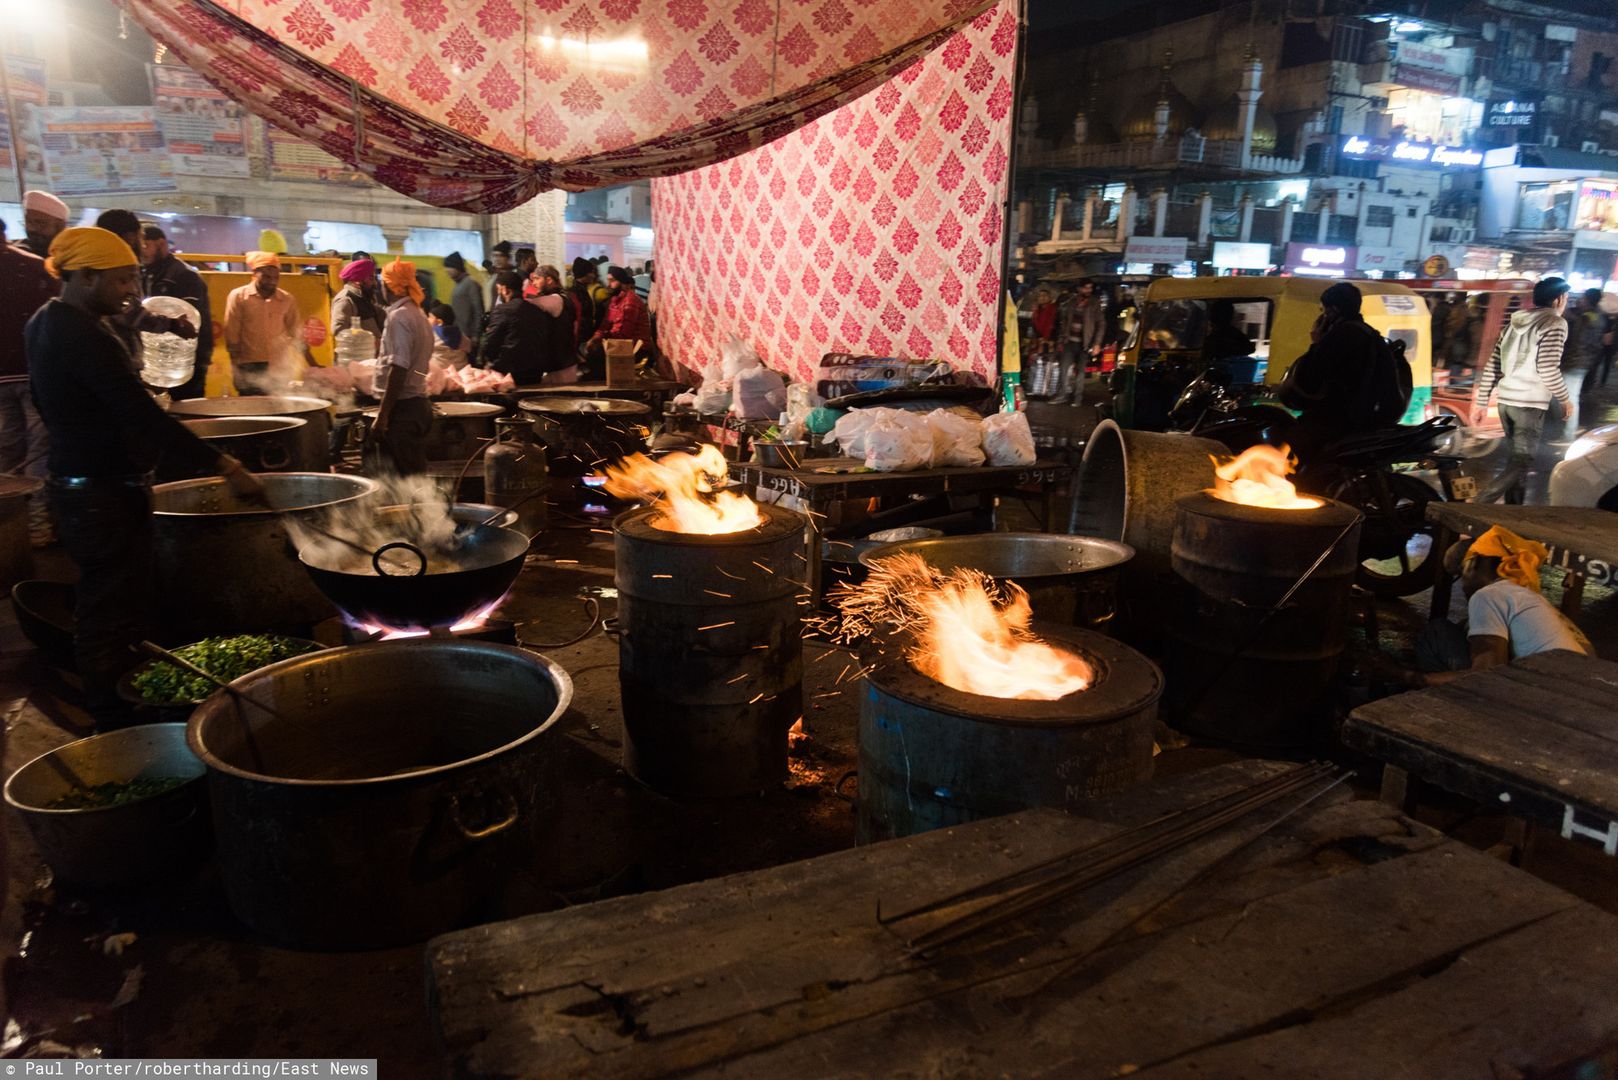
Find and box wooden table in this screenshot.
[1343,649,1618,856]
[1425,501,1618,619]
[427,761,1618,1078]
[728,457,1072,602]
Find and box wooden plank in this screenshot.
[1131,906,1618,1080]
[428,763,1605,1080]
[674,840,1584,1080]
[1424,502,1618,567]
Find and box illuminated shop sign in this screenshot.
[1284,242,1356,276]
[1488,100,1536,127]
[1340,136,1483,168]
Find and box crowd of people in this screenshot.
[1020,278,1138,403]
[1,188,661,727]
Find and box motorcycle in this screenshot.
[1168,364,1471,598]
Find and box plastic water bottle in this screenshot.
[334,318,376,366]
[139,295,198,389]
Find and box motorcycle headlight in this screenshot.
[1566,435,1604,462]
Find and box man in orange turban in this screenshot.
[24,227,262,729]
[369,258,434,475]
[223,250,299,394]
[1405,526,1591,686]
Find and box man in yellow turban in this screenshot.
[1405,525,1591,686]
[369,258,434,475]
[24,227,262,730]
[223,250,300,394]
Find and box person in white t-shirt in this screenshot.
[1408,526,1590,686]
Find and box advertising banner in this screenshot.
[1211,241,1272,270]
[265,121,366,184]
[150,64,250,178]
[1123,236,1189,264]
[1576,181,1618,233]
[1339,135,1482,169]
[0,55,49,191]
[35,106,176,196]
[1356,247,1406,271]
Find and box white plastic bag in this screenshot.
[864,410,933,472]
[924,409,985,467]
[693,380,732,416]
[828,408,881,458]
[733,365,787,420]
[721,337,760,380]
[981,410,1036,467]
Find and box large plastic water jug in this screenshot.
[139,295,199,389]
[334,318,376,366]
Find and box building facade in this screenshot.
[1014,0,1618,287]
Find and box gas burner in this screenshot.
[339,616,520,646]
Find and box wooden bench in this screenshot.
[1425,501,1618,620]
[427,760,1618,1078]
[1344,649,1618,857]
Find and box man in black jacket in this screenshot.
[480,271,549,386]
[1279,282,1388,464]
[140,225,212,399]
[26,227,261,729]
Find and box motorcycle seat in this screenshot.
[1321,416,1455,465]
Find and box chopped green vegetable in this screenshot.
[132,635,319,704]
[49,776,190,809]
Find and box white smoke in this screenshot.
[289,472,466,576]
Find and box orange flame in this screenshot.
[827,554,1090,701]
[1211,445,1322,510]
[604,445,763,534]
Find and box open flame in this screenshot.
[825,554,1090,701]
[1211,445,1322,510]
[603,445,762,534]
[350,596,506,640]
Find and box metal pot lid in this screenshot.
[433,401,505,419]
[169,395,333,417]
[518,396,651,417]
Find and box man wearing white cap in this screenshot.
[15,190,69,260]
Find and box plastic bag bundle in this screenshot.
[864,410,933,472]
[924,409,985,467]
[734,365,787,420]
[981,411,1036,467]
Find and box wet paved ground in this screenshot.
[3,393,1616,1066]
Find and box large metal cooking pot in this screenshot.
[860,533,1136,631]
[152,472,380,639]
[298,506,530,631]
[188,640,572,948]
[517,396,650,477]
[359,401,504,464]
[158,416,311,481]
[168,395,334,473]
[5,724,210,886]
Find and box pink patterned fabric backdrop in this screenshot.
[652,0,1016,387]
[129,0,995,211]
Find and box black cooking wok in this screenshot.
[297,508,530,630]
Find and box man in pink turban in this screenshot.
[330,257,382,350]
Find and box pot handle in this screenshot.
[448,789,518,841]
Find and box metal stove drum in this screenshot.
[613,503,808,797]
[858,623,1163,842]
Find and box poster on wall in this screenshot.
[1576,181,1618,233]
[0,55,49,192]
[35,106,176,196]
[150,64,250,178]
[265,121,367,185]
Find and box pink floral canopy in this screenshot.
[127,0,997,211]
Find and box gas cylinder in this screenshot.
[484,417,547,535]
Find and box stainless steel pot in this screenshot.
[360,401,504,463]
[168,396,334,473]
[152,472,379,639]
[4,724,210,886]
[187,640,573,948]
[160,416,311,481]
[860,532,1137,631]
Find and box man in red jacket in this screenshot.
[585,265,650,379]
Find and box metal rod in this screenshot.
[879,763,1327,926]
[0,54,28,206]
[900,765,1338,952]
